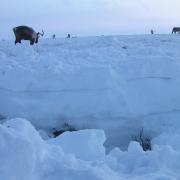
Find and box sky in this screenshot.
[0,0,180,39]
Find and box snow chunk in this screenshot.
[0,118,45,180]
[48,129,106,161]
[128,141,144,153]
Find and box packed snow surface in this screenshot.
[1,35,180,179]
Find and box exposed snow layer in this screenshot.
[1,118,180,180]
[1,35,180,179]
[1,35,180,150]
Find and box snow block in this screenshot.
[48,129,106,161]
[0,118,45,180]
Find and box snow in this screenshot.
[1,118,180,180]
[48,129,106,161]
[1,35,180,179]
[0,118,119,180]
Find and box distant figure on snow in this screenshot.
[67,34,71,38]
[172,27,180,34]
[52,34,56,39]
[150,29,154,35]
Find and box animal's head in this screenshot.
[35,30,44,43]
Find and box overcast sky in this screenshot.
[0,0,180,39]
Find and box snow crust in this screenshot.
[1,35,180,179]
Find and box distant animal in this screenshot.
[52,34,56,39]
[172,27,180,34]
[150,29,154,35]
[67,34,71,38]
[13,26,44,45]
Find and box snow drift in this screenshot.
[1,35,180,179]
[1,118,180,180]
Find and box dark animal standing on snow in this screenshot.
[67,34,71,38]
[52,34,56,39]
[13,26,44,45]
[172,27,180,34]
[150,29,154,35]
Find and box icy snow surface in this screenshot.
[1,35,180,179]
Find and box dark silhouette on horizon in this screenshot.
[172,27,180,34]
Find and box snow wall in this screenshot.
[1,35,180,150]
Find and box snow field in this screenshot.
[1,35,180,179]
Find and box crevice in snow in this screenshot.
[0,87,110,94]
[127,76,172,81]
